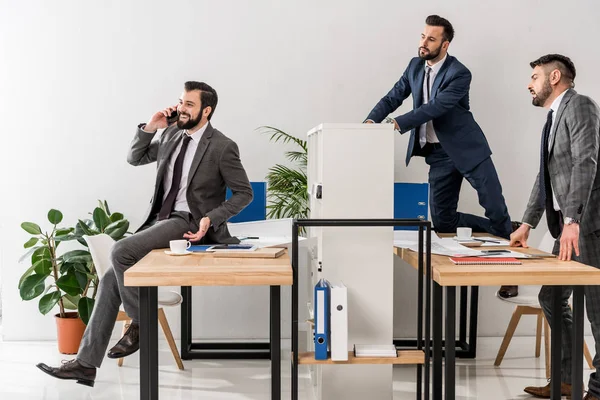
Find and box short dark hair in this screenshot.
[426,15,454,43]
[530,54,576,87]
[184,81,218,120]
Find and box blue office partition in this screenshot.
[226,182,267,222]
[394,182,429,230]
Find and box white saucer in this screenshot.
[453,236,475,241]
[164,250,192,256]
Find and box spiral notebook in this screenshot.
[449,257,521,265]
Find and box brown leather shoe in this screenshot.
[584,393,600,400]
[524,381,574,398]
[499,285,519,298]
[107,322,139,359]
[36,359,96,387]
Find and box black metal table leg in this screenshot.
[445,287,456,400]
[467,286,479,358]
[291,224,299,400]
[180,286,270,359]
[140,286,159,400]
[551,285,563,400]
[270,286,281,400]
[425,227,432,400]
[181,286,192,360]
[432,281,443,400]
[417,226,424,400]
[572,286,584,400]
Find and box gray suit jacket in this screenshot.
[127,122,253,243]
[523,89,600,236]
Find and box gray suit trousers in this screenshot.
[538,229,600,396]
[77,211,196,367]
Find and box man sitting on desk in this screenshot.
[36,81,253,386]
[510,54,600,400]
[363,15,519,298]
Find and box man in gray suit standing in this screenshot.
[36,81,253,386]
[510,55,600,399]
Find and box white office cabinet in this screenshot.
[306,123,395,400]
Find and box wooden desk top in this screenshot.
[395,236,600,287]
[124,249,292,287]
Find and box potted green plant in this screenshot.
[18,202,130,354]
[19,209,93,354]
[258,126,309,220]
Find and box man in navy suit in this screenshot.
[365,15,517,297]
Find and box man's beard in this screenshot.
[531,78,552,107]
[177,112,202,129]
[418,45,442,61]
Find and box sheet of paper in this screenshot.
[403,238,483,257]
[473,236,510,247]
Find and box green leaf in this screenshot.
[24,237,39,248]
[20,274,48,300]
[56,273,82,296]
[54,234,76,243]
[76,219,94,236]
[47,209,63,225]
[104,219,129,239]
[39,291,61,315]
[109,212,124,222]
[21,222,42,235]
[63,294,81,310]
[62,250,92,264]
[103,200,111,216]
[18,264,38,289]
[74,271,88,290]
[92,207,110,232]
[33,258,52,275]
[56,228,74,236]
[32,247,51,265]
[78,297,95,325]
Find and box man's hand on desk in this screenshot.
[510,224,531,248]
[183,216,211,242]
[559,223,580,261]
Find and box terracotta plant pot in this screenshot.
[54,312,86,355]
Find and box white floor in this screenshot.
[0,335,594,399]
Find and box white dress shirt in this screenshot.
[161,124,208,214]
[419,55,447,147]
[548,89,568,211]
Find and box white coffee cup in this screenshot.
[170,240,191,254]
[456,227,472,240]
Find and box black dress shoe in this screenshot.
[107,322,139,359]
[36,359,96,387]
[499,285,519,298]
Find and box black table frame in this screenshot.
[432,283,585,400]
[395,285,478,358]
[291,218,432,400]
[138,284,282,400]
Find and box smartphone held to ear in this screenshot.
[166,110,178,124]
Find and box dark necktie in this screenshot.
[538,109,562,237]
[425,66,432,102]
[538,109,554,206]
[158,134,192,220]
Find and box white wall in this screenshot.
[1,0,599,341]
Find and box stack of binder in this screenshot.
[314,279,348,361]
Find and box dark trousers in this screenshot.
[425,145,512,239]
[538,230,600,396]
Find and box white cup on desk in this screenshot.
[456,227,472,240]
[170,240,191,254]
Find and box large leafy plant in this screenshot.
[19,201,130,324]
[19,209,94,322]
[258,126,309,220]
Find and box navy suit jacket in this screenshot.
[366,55,491,173]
